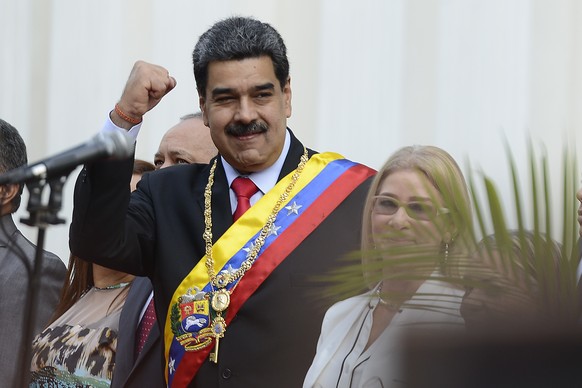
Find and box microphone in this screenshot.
[0,131,134,185]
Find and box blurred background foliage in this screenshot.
[324,141,580,329]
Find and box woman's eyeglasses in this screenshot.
[371,195,449,221]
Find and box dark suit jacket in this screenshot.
[111,276,166,388]
[0,214,66,387]
[70,130,373,387]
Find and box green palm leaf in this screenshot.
[324,141,580,328]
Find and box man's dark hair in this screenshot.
[192,16,290,98]
[0,118,28,213]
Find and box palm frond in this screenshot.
[323,140,580,329]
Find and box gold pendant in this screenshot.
[211,289,231,312]
[209,316,226,363]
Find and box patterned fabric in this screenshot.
[136,298,156,354]
[30,325,117,387]
[30,286,130,387]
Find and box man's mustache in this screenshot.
[226,121,268,136]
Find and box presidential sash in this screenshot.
[164,153,375,387]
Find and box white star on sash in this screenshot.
[219,264,237,276]
[242,241,258,259]
[285,201,302,215]
[168,358,176,374]
[267,223,281,237]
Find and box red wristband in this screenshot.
[114,103,142,125]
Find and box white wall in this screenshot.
[1,0,581,263]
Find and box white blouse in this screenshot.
[304,279,464,388]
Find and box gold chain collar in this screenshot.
[203,148,309,289]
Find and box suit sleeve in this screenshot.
[36,252,67,330]
[69,157,156,276]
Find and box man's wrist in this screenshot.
[112,103,142,129]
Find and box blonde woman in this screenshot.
[304,146,473,388]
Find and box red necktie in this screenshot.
[136,298,156,354]
[231,176,259,221]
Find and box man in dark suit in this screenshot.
[70,17,375,387]
[0,118,67,387]
[111,115,217,388]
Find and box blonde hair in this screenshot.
[361,145,473,288]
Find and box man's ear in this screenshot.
[0,184,19,207]
[199,96,209,127]
[283,76,292,118]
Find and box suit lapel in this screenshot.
[119,278,165,386]
[193,157,232,247]
[278,129,314,181]
[211,158,232,244]
[114,278,152,385]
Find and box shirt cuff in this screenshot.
[101,110,142,140]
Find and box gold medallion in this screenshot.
[211,289,231,312]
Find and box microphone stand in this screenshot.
[16,173,69,388]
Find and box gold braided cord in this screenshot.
[203,148,309,289]
[203,160,217,280]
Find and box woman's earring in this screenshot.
[440,241,450,271]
